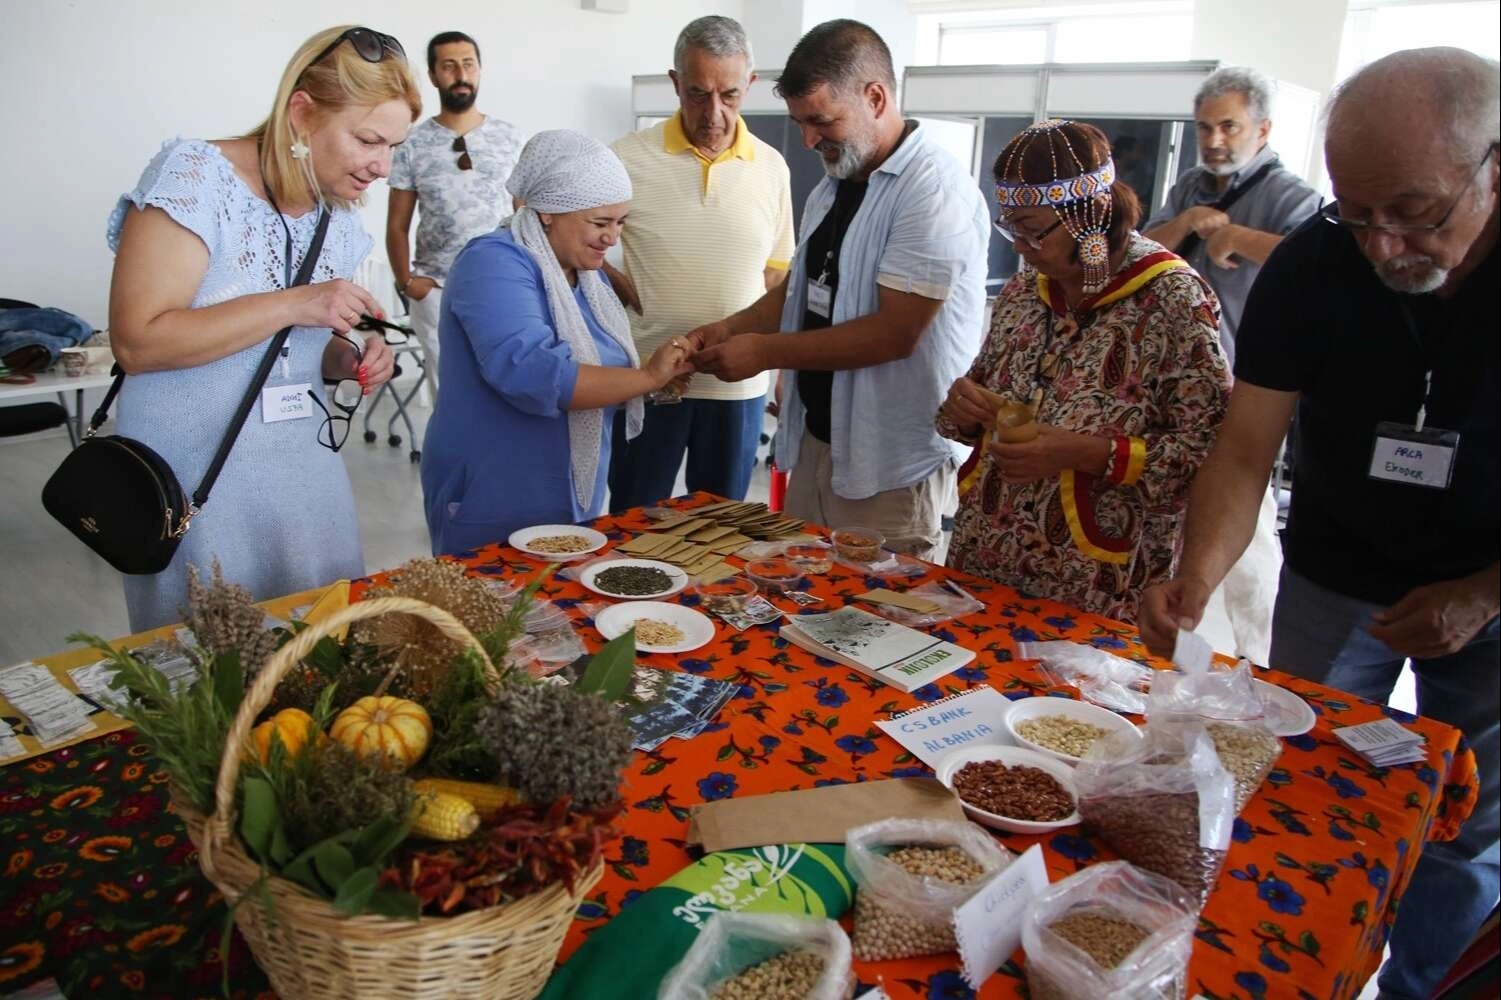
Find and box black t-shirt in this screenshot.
[1234,215,1499,604]
[797,179,869,443]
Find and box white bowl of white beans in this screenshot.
[1004,696,1142,765]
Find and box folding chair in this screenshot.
[353,315,429,464]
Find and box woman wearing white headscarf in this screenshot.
[420,130,692,555]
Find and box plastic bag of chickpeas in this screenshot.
[844,818,1012,961]
[657,912,854,1000]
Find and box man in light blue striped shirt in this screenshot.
[692,19,989,559]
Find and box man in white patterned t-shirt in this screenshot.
[387,30,522,395]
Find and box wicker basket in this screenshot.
[178,595,601,999]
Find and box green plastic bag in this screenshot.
[540,843,853,1000]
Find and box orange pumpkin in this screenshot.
[330,696,432,770]
[247,708,321,765]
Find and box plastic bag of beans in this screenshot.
[845,818,1012,961]
[1021,861,1197,1000]
[658,912,854,1000]
[1074,724,1236,909]
[1148,663,1282,812]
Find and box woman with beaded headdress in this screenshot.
[936,119,1232,621]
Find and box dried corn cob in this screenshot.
[409,791,479,841]
[412,778,524,821]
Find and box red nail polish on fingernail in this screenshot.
[363,386,370,395]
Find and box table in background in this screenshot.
[0,497,1477,999]
[0,370,117,446]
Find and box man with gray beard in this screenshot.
[690,20,988,559]
[1141,47,1499,1000]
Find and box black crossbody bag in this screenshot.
[42,208,330,575]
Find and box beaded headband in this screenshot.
[996,119,1117,292]
[994,159,1117,208]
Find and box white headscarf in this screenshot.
[504,130,641,511]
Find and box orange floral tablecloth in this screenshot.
[0,496,1476,999]
[384,495,1476,1000]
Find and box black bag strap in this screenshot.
[87,208,332,513]
[1178,160,1278,258]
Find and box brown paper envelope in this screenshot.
[688,525,737,543]
[686,778,965,852]
[692,561,741,584]
[663,517,712,536]
[854,589,945,615]
[684,553,724,577]
[664,545,707,567]
[617,533,670,555]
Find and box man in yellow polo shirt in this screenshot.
[605,15,795,512]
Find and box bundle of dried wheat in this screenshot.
[181,560,280,676]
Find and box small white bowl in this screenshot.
[1004,696,1142,765]
[937,745,1081,834]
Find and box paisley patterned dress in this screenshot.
[938,234,1232,621]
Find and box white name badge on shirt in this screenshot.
[261,383,313,423]
[807,278,832,319]
[1368,421,1458,489]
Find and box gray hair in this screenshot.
[673,15,754,77]
[1327,47,1500,169]
[1195,66,1273,123]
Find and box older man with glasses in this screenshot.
[1141,47,1500,1000]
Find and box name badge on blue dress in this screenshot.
[262,383,313,423]
[1368,421,1458,489]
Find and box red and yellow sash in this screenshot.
[958,251,1189,563]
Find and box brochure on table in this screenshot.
[0,581,348,767]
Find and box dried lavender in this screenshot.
[181,559,280,677]
[476,680,633,809]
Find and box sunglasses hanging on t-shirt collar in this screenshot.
[452,136,473,171]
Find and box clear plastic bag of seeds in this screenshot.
[844,818,1012,960]
[658,912,854,1000]
[1021,860,1197,1000]
[1147,663,1282,813]
[1074,724,1236,909]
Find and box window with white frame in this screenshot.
[924,2,1193,66]
[1336,0,1499,80]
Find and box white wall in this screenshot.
[0,0,742,327]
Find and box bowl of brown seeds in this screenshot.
[938,746,1082,834]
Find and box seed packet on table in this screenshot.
[709,595,784,631]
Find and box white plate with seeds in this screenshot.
[595,601,714,653]
[580,558,689,601]
[508,524,608,559]
[1003,696,1142,765]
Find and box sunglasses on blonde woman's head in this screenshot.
[304,27,405,77]
[452,136,473,171]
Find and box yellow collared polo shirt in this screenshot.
[611,114,795,402]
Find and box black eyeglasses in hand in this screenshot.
[452,136,473,172]
[311,332,364,452]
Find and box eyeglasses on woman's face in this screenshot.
[994,213,1065,251]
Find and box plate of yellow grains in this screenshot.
[508,524,609,559]
[594,601,715,654]
[1004,696,1142,765]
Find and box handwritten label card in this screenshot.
[875,686,1013,768]
[954,844,1050,989]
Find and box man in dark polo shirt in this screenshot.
[1142,47,1498,1000]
